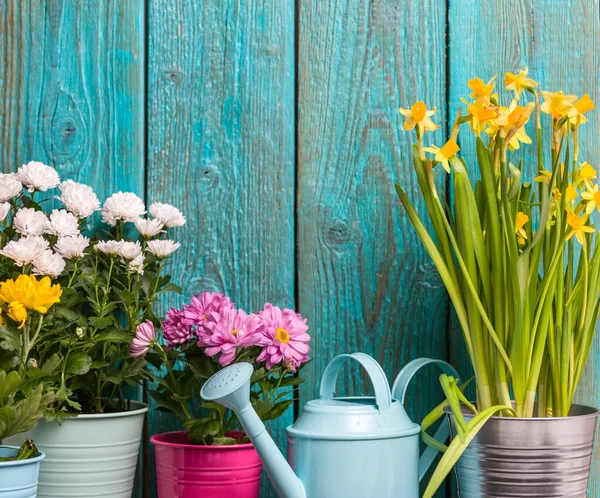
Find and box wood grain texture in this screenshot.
[146,1,295,496]
[0,1,146,495]
[297,1,449,495]
[449,0,600,494]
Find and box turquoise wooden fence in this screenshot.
[0,1,598,497]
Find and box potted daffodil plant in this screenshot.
[142,291,310,498]
[0,161,184,497]
[398,69,600,497]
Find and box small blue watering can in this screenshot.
[201,352,458,498]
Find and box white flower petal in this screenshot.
[14,208,48,236]
[32,250,66,278]
[102,192,146,226]
[0,236,49,266]
[16,161,60,192]
[0,173,23,202]
[46,209,80,237]
[146,239,180,258]
[54,235,90,259]
[58,180,100,218]
[149,202,186,228]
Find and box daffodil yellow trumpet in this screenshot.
[396,69,600,498]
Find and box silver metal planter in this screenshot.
[447,404,599,498]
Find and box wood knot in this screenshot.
[324,219,353,251]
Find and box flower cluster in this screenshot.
[132,292,310,372]
[0,160,185,415]
[133,292,311,445]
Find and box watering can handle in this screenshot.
[392,358,460,482]
[320,352,392,412]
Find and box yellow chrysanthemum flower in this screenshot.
[515,212,529,245]
[581,184,600,214]
[422,139,460,173]
[568,94,595,125]
[0,274,62,315]
[504,67,537,96]
[566,212,595,245]
[468,76,497,104]
[8,301,28,329]
[540,90,577,119]
[399,102,439,134]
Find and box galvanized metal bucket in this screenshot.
[6,401,148,498]
[446,404,599,497]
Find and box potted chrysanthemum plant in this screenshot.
[137,291,310,498]
[0,161,184,497]
[397,70,600,497]
[0,274,60,496]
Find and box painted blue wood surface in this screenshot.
[1,1,600,497]
[296,1,449,496]
[146,2,295,497]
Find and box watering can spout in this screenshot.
[200,363,306,498]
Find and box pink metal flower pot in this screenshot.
[151,430,262,498]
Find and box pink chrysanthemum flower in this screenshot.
[130,320,155,358]
[202,308,264,366]
[182,292,235,332]
[163,308,193,347]
[256,304,310,372]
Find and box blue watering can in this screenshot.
[201,352,458,498]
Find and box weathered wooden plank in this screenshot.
[146,1,295,496]
[449,0,600,494]
[0,1,145,495]
[297,1,449,496]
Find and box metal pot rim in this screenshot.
[444,402,599,421]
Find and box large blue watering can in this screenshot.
[201,353,458,498]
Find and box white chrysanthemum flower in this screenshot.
[149,202,186,228]
[0,173,23,202]
[95,240,124,255]
[58,180,101,218]
[16,161,60,192]
[134,217,164,237]
[118,240,142,260]
[147,239,181,258]
[102,192,146,226]
[13,208,49,236]
[128,253,145,275]
[45,209,80,237]
[54,235,90,259]
[0,202,10,223]
[0,236,49,266]
[32,250,66,278]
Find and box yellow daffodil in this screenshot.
[568,94,595,125]
[540,90,577,119]
[422,139,460,173]
[468,76,497,104]
[490,101,535,149]
[462,99,497,136]
[566,184,578,204]
[581,184,600,214]
[574,162,597,188]
[0,274,62,315]
[534,169,553,184]
[566,211,595,244]
[7,301,28,329]
[504,67,537,96]
[399,102,439,134]
[515,212,529,245]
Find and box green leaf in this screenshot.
[53,307,81,322]
[423,405,515,498]
[157,283,183,295]
[0,371,22,404]
[185,417,222,444]
[88,316,115,330]
[212,436,237,445]
[93,329,131,343]
[0,326,20,352]
[65,352,92,375]
[0,385,55,440]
